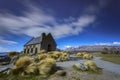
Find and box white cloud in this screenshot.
[65,45,72,48]
[0,4,96,39]
[113,42,120,45]
[0,46,10,52]
[0,39,18,45]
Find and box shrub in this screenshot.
[36,54,48,60]
[83,54,93,60]
[15,56,33,69]
[8,51,19,57]
[40,49,46,53]
[37,58,56,75]
[84,61,99,72]
[60,52,68,61]
[50,51,61,59]
[25,63,39,75]
[76,52,83,57]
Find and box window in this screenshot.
[35,48,37,54]
[27,49,29,53]
[24,49,26,53]
[31,48,33,53]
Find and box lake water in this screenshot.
[0,52,8,56]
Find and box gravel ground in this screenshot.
[49,68,120,80]
[57,57,120,75]
[0,57,120,80]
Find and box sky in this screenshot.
[0,0,120,52]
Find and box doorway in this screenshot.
[47,44,51,51]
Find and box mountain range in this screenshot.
[65,45,120,52]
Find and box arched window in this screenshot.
[31,48,33,53]
[24,49,26,53]
[27,49,29,53]
[35,48,37,54]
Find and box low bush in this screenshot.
[83,54,93,60]
[60,52,68,61]
[37,58,56,75]
[15,56,33,69]
[11,56,33,75]
[8,51,19,57]
[84,61,99,72]
[36,54,48,60]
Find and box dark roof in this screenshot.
[24,37,42,46]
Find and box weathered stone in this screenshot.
[74,63,88,71]
[54,70,66,76]
[10,56,19,63]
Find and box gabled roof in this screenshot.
[24,37,42,46]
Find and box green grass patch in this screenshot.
[100,54,120,64]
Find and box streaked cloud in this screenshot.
[0,4,96,39]
[0,39,17,45]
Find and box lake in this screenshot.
[0,52,8,56]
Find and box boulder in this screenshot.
[54,70,66,76]
[74,63,88,71]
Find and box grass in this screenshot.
[100,53,120,64]
[92,52,120,64]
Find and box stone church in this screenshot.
[23,33,57,54]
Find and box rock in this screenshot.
[10,56,19,63]
[54,70,66,76]
[74,63,88,71]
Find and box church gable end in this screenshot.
[24,33,57,54]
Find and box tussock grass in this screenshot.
[15,56,33,69]
[73,61,102,74]
[36,54,48,60]
[37,58,57,75]
[83,54,93,60]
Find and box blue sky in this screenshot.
[0,0,120,52]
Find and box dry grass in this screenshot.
[37,58,57,75]
[83,54,93,60]
[84,61,100,72]
[60,52,68,61]
[36,54,48,60]
[15,56,33,68]
[11,56,34,75]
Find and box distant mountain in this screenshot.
[65,45,120,52]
